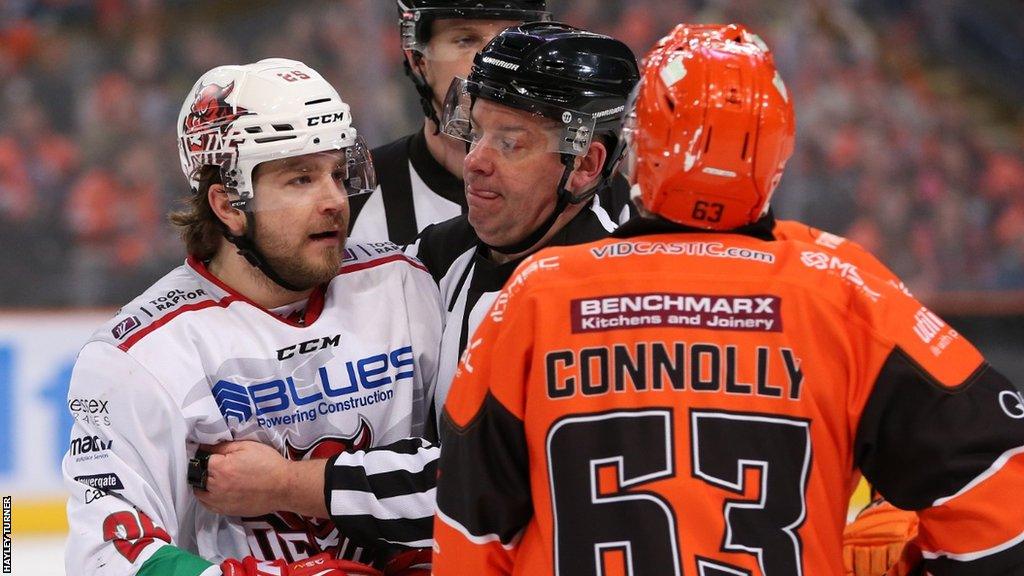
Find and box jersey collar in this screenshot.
[612,211,777,241]
[186,256,328,327]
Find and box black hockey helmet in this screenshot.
[397,0,551,130]
[440,22,640,253]
[465,21,638,156]
[398,0,550,52]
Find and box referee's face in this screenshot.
[463,100,569,248]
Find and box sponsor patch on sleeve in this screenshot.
[111,316,141,340]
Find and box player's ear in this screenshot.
[568,139,608,193]
[208,183,246,236]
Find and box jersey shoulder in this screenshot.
[340,239,429,277]
[774,219,898,284]
[370,133,412,166]
[414,216,478,281]
[91,262,223,351]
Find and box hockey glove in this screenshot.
[382,548,432,576]
[220,553,382,576]
[843,498,920,576]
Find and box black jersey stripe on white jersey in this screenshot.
[350,130,465,245]
[325,438,440,549]
[412,196,619,429]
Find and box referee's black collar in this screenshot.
[408,128,466,209]
[612,210,778,242]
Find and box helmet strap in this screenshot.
[223,211,306,293]
[403,56,442,135]
[484,153,576,256]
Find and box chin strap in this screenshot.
[223,211,306,293]
[403,57,442,136]
[484,154,594,257]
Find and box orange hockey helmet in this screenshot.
[623,24,795,229]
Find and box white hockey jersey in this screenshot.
[63,242,442,576]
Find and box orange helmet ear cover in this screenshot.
[630,23,795,229]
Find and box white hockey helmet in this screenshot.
[176,58,375,210]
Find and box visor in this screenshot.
[618,80,643,190]
[440,76,596,156]
[244,137,376,213]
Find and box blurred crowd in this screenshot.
[1,0,1022,306]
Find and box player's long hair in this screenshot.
[168,166,225,261]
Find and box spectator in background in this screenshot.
[0,0,1021,305]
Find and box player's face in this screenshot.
[463,99,568,247]
[249,151,350,289]
[421,18,519,112]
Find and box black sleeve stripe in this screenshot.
[324,438,440,549]
[856,347,1024,510]
[329,461,438,501]
[414,216,479,285]
[923,535,1024,575]
[437,390,531,545]
[334,514,436,548]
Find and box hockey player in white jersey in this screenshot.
[62,59,442,576]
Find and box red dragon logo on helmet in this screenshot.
[180,81,250,180]
[183,81,246,135]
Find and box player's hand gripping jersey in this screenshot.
[433,224,1024,575]
[64,243,442,576]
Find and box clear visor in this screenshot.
[440,77,596,157]
[244,137,376,213]
[618,81,643,187]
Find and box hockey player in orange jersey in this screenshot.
[432,23,1024,576]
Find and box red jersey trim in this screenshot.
[117,257,329,351]
[118,296,240,351]
[187,256,328,327]
[340,253,429,275]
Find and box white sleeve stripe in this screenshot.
[381,537,434,548]
[932,444,1024,507]
[435,507,520,550]
[330,487,437,519]
[588,195,617,233]
[332,445,440,476]
[922,527,1024,562]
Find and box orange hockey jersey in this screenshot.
[772,217,902,290]
[433,217,1024,576]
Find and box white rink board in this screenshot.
[0,311,113,499]
[10,533,66,576]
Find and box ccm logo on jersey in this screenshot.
[276,334,341,360]
[307,112,345,126]
[213,346,414,427]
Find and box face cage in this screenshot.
[440,76,597,157]
[399,7,552,53]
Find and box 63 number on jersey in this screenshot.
[547,408,811,576]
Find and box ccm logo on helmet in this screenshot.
[307,112,345,126]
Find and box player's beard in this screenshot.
[251,214,347,291]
